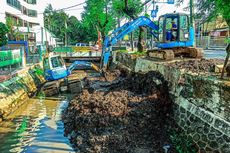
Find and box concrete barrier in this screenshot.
[0,65,45,122]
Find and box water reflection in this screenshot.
[0,96,74,153]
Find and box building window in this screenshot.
[21,6,37,17]
[7,0,21,11]
[24,0,36,5]
[24,21,28,27]
[18,19,23,26]
[22,6,27,15]
[27,9,37,17]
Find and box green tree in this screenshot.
[6,17,20,41]
[81,20,98,43]
[44,4,54,31]
[66,16,80,45]
[82,0,115,40]
[177,0,230,26]
[0,22,9,47]
[44,5,68,44]
[67,16,97,44]
[113,0,143,19]
[112,0,145,51]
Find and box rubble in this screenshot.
[63,71,181,153]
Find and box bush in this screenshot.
[0,22,9,47]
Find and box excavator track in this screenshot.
[148,47,203,60]
[148,49,174,61]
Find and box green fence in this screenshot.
[0,49,22,68]
[53,47,73,52]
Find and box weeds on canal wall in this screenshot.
[34,67,44,76]
[37,91,46,99]
[170,130,198,153]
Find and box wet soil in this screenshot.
[63,70,181,153]
[170,59,224,74]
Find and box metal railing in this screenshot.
[196,36,228,49]
[0,49,23,78]
[53,46,102,57]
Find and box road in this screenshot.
[203,49,226,59]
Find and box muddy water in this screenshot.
[0,96,74,153]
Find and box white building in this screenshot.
[0,0,56,49]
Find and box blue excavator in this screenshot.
[43,12,202,81]
[43,54,99,81]
[100,13,202,69]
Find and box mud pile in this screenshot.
[63,71,178,153]
[171,59,223,73]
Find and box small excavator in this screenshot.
[43,53,99,81]
[43,12,202,81]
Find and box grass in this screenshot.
[117,50,129,53]
[117,50,147,56]
[130,51,147,56]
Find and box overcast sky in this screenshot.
[39,0,189,20]
[39,0,86,20]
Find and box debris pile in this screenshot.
[171,59,223,73]
[63,71,178,153]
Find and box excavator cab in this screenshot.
[158,13,190,43]
[150,13,202,60]
[43,55,70,81]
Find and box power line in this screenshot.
[0,2,86,16]
[56,2,86,11]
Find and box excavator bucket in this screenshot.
[91,63,100,72]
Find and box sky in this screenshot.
[39,0,86,20]
[39,0,189,20]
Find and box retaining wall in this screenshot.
[113,52,230,152]
[0,65,45,122]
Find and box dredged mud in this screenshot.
[63,70,181,153]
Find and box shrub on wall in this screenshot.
[0,22,9,47]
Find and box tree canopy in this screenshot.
[0,22,9,47]
[112,0,146,51]
[177,0,230,26]
[112,0,143,19]
[82,0,116,40]
[43,0,152,46]
[44,6,68,43]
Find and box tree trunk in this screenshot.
[123,0,152,52]
[130,32,134,51]
[137,27,145,52]
[221,21,230,78]
[101,30,106,42]
[221,44,230,78]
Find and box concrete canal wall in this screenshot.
[113,52,230,152]
[0,65,45,122]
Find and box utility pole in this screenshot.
[45,28,49,53]
[150,0,155,49]
[41,27,44,45]
[190,0,196,47]
[65,19,68,46]
[190,0,194,26]
[117,17,121,48]
[145,3,148,43]
[221,44,230,78]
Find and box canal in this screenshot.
[0,96,74,153]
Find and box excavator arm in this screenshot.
[100,16,159,69]
[67,61,100,74]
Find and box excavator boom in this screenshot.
[101,16,159,69]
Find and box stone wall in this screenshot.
[113,52,230,153]
[0,65,45,122]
